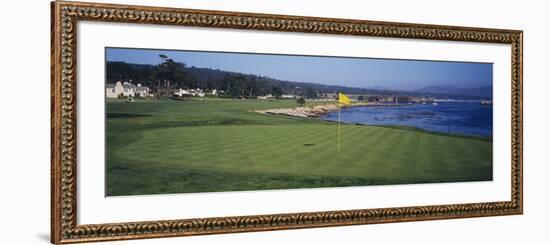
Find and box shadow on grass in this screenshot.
[106,164,492,197]
[371,125,493,141]
[107,113,152,118]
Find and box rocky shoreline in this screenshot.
[255,102,381,118]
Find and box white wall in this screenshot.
[0,0,547,244]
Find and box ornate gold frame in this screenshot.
[51,1,523,243]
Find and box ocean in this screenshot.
[321,101,493,137]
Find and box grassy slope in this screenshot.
[106,98,492,196]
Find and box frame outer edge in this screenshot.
[519,31,524,214]
[51,1,524,243]
[51,1,65,244]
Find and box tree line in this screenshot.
[107,55,303,98]
[106,55,381,99]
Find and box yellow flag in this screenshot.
[337,92,350,153]
[338,92,350,106]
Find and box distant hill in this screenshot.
[365,85,392,91]
[417,85,492,98]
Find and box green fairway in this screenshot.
[106,98,492,196]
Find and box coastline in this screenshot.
[255,102,403,118]
[255,101,492,139]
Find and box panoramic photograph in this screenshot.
[105,47,493,196]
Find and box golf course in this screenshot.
[106,98,492,196]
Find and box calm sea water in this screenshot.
[321,102,493,137]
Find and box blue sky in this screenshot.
[106,47,492,90]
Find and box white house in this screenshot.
[191,89,205,97]
[281,94,296,99]
[106,81,150,98]
[106,82,122,98]
[134,84,150,97]
[174,88,191,97]
[211,89,222,96]
[174,88,205,97]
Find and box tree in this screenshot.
[246,77,259,98]
[272,86,283,99]
[158,54,187,97]
[223,74,248,97]
[296,97,306,107]
[141,66,157,88]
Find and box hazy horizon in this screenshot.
[106,47,493,91]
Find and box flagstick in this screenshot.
[338,105,341,154]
